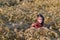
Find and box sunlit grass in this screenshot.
[0,0,60,40]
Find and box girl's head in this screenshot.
[36,14,44,26]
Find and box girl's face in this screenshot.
[37,17,43,23]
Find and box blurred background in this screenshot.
[0,0,60,40]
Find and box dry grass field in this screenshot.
[0,0,60,40]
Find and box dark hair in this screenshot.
[37,14,44,26]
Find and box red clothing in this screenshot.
[31,22,42,28]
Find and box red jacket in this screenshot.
[31,22,42,28]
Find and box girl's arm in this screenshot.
[30,23,35,27]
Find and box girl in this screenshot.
[31,14,44,28]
